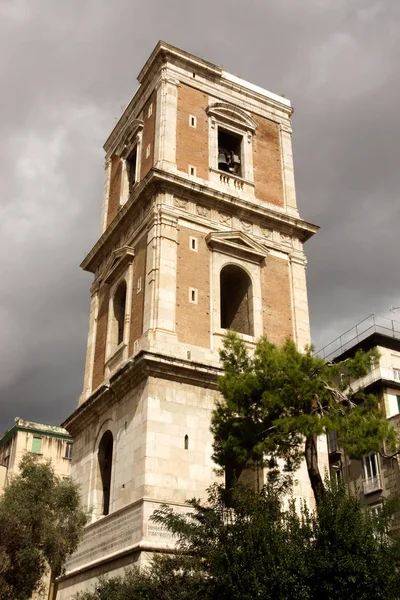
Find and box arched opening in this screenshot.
[98,431,113,516]
[113,281,127,346]
[220,265,253,336]
[184,435,189,450]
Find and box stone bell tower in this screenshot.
[58,41,323,598]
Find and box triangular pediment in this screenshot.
[206,102,257,132]
[100,246,135,285]
[206,231,267,263]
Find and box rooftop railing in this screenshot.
[315,314,400,362]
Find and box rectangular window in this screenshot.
[218,128,242,177]
[137,277,142,294]
[327,431,339,454]
[127,147,137,190]
[145,144,151,159]
[397,395,400,414]
[189,237,198,252]
[65,442,73,459]
[32,437,42,454]
[363,453,379,480]
[189,165,196,177]
[147,103,153,118]
[189,115,197,128]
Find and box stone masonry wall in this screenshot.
[92,289,109,390]
[106,156,122,227]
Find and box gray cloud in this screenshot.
[0,0,399,430]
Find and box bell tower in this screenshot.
[58,42,322,598]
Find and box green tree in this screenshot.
[75,480,400,600]
[211,331,395,503]
[0,453,89,600]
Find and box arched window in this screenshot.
[113,281,127,346]
[98,431,113,516]
[184,435,189,450]
[220,265,253,336]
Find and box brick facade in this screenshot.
[253,116,284,207]
[176,84,209,180]
[176,226,210,347]
[140,92,157,179]
[129,235,147,353]
[261,255,293,344]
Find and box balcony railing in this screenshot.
[315,314,400,362]
[363,474,382,495]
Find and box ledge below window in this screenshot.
[105,343,126,377]
[209,168,254,197]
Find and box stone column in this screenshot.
[154,68,179,172]
[280,121,298,216]
[80,283,100,405]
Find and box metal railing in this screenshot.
[363,474,382,495]
[315,314,400,362]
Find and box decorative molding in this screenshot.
[206,101,258,132]
[100,246,135,285]
[240,220,253,234]
[206,230,268,263]
[218,212,232,226]
[115,120,144,158]
[196,204,210,218]
[174,197,188,210]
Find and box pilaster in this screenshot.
[154,69,179,172]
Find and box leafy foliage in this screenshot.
[0,453,89,600]
[211,332,395,499]
[76,481,400,600]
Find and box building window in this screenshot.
[113,280,127,347]
[363,453,382,495]
[65,442,73,459]
[184,435,189,450]
[147,103,153,118]
[394,368,400,381]
[98,431,113,516]
[137,277,142,294]
[327,431,339,454]
[220,265,253,336]
[189,165,196,177]
[145,144,151,159]
[397,395,400,414]
[31,437,42,454]
[126,146,137,191]
[189,115,197,128]
[218,128,242,177]
[189,237,198,252]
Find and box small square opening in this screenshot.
[218,128,242,177]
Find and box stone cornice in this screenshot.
[206,230,268,263]
[62,351,220,437]
[81,169,319,274]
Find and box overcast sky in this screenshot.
[0,0,399,432]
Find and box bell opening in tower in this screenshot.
[218,128,242,177]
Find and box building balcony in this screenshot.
[363,474,383,495]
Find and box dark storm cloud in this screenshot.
[0,0,399,430]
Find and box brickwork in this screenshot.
[92,289,109,389]
[176,84,209,179]
[261,255,293,344]
[252,115,284,207]
[107,156,122,227]
[129,235,147,354]
[140,92,157,179]
[176,226,210,347]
